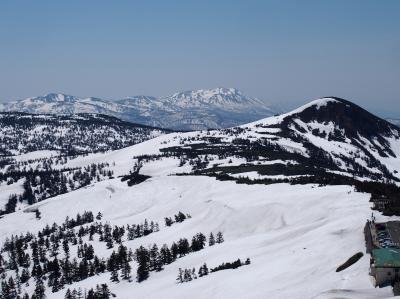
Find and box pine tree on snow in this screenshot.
[209,232,215,246]
[216,231,224,244]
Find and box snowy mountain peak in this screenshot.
[164,87,265,107]
[26,93,78,103]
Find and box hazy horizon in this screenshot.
[0,1,399,117]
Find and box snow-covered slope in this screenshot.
[0,88,277,130]
[0,138,396,298]
[129,97,400,184]
[1,97,399,298]
[0,173,395,299]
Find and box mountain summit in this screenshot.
[0,88,277,130]
[161,87,266,107]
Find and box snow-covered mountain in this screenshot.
[0,97,399,299]
[0,88,277,130]
[149,97,400,184]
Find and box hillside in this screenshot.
[0,88,277,130]
[0,112,167,156]
[0,97,399,299]
[153,97,400,185]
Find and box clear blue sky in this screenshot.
[0,0,399,116]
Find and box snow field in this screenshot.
[0,173,396,298]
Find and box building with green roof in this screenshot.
[371,248,400,287]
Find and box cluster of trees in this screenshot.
[164,211,191,227]
[177,258,251,284]
[210,258,251,272]
[160,134,291,168]
[65,284,112,299]
[120,162,151,187]
[0,211,106,298]
[127,219,160,240]
[134,231,223,283]
[0,163,113,216]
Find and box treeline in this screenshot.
[177,258,251,283]
[65,284,113,299]
[135,231,224,282]
[164,211,191,227]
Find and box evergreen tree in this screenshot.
[135,246,149,282]
[49,258,62,292]
[160,244,172,265]
[121,261,131,281]
[164,217,173,227]
[62,239,70,259]
[191,267,197,279]
[86,289,95,299]
[7,277,17,298]
[170,242,179,261]
[33,277,46,299]
[64,289,74,299]
[209,232,215,246]
[149,244,159,271]
[176,268,183,283]
[177,238,190,256]
[110,268,119,283]
[143,219,150,236]
[127,226,135,240]
[175,212,186,223]
[216,232,224,244]
[183,269,192,282]
[99,284,111,299]
[198,263,209,277]
[20,268,30,284]
[86,244,95,260]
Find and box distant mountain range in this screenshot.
[387,118,400,127]
[0,88,277,130]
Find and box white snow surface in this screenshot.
[0,139,397,299]
[2,97,400,298]
[0,179,25,209]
